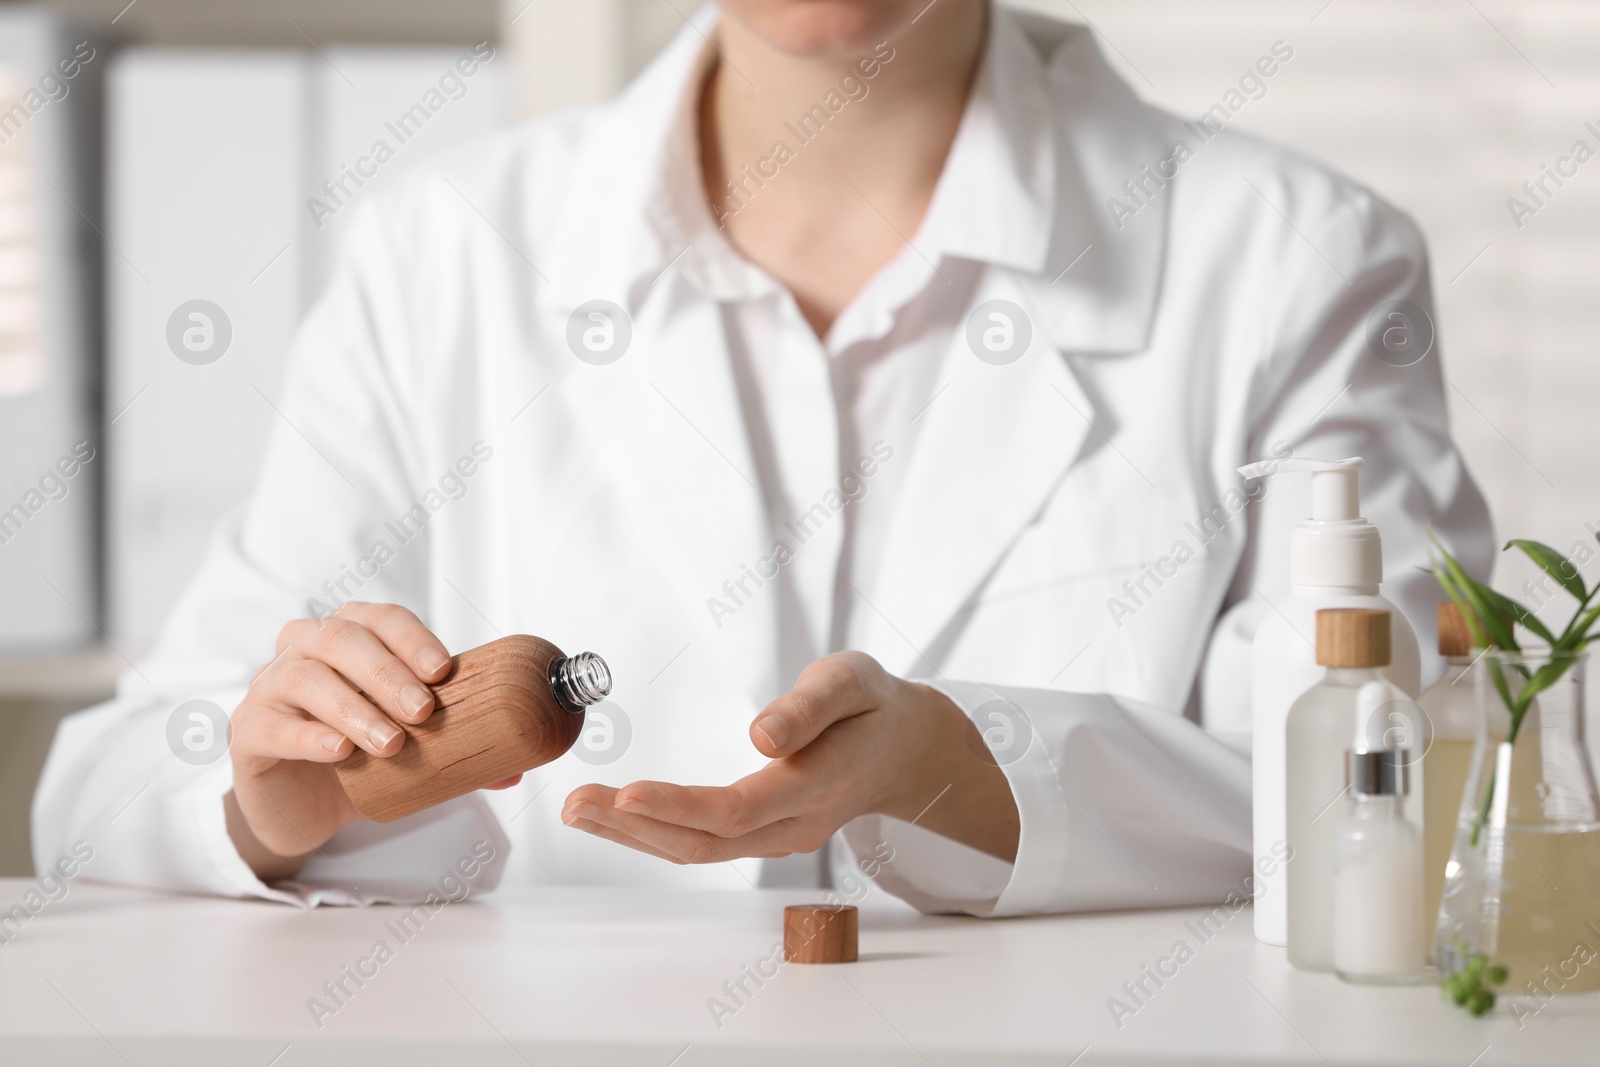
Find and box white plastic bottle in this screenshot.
[1240,457,1421,946]
[1235,457,1427,940]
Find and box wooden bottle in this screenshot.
[336,635,611,823]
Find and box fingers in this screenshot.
[264,657,405,757]
[562,813,688,865]
[484,774,523,790]
[277,604,449,726]
[562,786,684,861]
[563,785,821,863]
[231,701,353,764]
[750,651,883,758]
[612,773,796,838]
[334,602,453,682]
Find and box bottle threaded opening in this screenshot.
[550,652,612,712]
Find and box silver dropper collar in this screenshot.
[1346,748,1409,797]
[549,652,612,713]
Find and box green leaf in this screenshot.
[1471,581,1559,647]
[1512,657,1577,724]
[1432,533,1519,651]
[1506,539,1586,602]
[1558,602,1600,652]
[1432,541,1493,650]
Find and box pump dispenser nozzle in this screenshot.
[1238,456,1382,590]
[1239,457,1363,521]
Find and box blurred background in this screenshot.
[2,0,1597,874]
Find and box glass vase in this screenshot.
[1434,649,1600,993]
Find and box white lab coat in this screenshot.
[32,6,1491,915]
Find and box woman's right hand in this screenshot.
[224,602,455,878]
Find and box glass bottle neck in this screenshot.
[1350,794,1405,819]
[1322,666,1386,687]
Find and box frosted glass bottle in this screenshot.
[1287,606,1399,972]
[1417,602,1480,958]
[1287,667,1386,970]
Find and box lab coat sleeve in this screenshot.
[844,187,1491,918]
[29,203,509,906]
[842,681,1252,917]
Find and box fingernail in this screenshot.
[419,648,450,676]
[754,715,788,750]
[321,733,348,754]
[564,801,600,823]
[615,795,652,817]
[400,684,431,718]
[369,721,402,751]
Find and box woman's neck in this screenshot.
[699,0,987,337]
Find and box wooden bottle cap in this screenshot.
[783,904,858,964]
[1437,601,1477,657]
[1315,608,1391,668]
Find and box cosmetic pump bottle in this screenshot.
[1287,608,1408,972]
[1239,457,1421,946]
[1333,746,1430,985]
[1417,602,1481,957]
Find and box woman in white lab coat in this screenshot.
[33,0,1490,914]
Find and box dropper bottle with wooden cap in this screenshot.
[1286,608,1402,972]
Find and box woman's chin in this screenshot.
[718,0,913,59]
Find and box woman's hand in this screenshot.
[225,601,519,879]
[561,652,1020,865]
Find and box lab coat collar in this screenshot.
[1022,10,1170,356]
[916,4,1055,278]
[544,5,1169,360]
[539,5,716,317]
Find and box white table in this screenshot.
[0,878,1593,1065]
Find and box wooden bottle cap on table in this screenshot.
[784,905,858,964]
[1316,608,1391,668]
[1437,601,1477,657]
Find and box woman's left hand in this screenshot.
[561,651,1020,864]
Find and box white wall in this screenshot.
[106,47,508,649]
